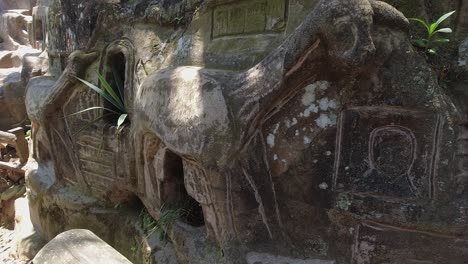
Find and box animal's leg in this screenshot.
[240,132,284,240]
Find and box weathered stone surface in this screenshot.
[32,229,133,264]
[0,184,25,201]
[352,222,468,263]
[0,50,22,68]
[0,0,33,11]
[13,197,46,261]
[0,2,46,131]
[147,233,178,264]
[246,252,335,264]
[0,67,25,130]
[21,0,468,263]
[0,9,32,50]
[460,39,468,68]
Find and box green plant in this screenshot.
[130,245,137,252]
[25,129,31,139]
[71,68,128,134]
[409,10,456,55]
[140,202,185,241]
[205,243,224,259]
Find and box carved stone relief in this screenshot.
[212,0,287,38]
[334,107,442,200]
[23,0,468,263]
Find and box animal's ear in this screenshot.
[371,0,409,32]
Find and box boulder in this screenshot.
[0,9,32,50]
[32,229,133,264]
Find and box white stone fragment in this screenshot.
[319,182,328,190]
[315,114,334,128]
[267,134,275,148]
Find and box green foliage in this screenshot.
[205,243,224,259]
[140,201,186,241]
[140,197,203,240]
[130,245,138,252]
[409,10,455,55]
[72,68,128,134]
[25,129,31,139]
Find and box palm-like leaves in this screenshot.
[409,10,455,54]
[71,70,128,134]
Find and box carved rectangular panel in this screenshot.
[212,0,287,38]
[77,131,117,190]
[352,222,468,264]
[265,0,287,31]
[334,107,442,200]
[75,91,101,121]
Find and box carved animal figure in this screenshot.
[26,50,99,124]
[133,0,409,244]
[25,50,99,186]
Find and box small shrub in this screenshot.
[409,10,455,55]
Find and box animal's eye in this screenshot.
[331,21,357,55]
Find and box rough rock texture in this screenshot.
[32,229,132,264]
[21,0,468,263]
[0,0,33,11]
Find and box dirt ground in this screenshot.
[0,225,26,264]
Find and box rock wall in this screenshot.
[22,0,468,263]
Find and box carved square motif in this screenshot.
[212,0,287,38]
[244,2,266,33]
[213,9,229,37]
[334,107,442,199]
[228,7,245,35]
[266,0,287,31]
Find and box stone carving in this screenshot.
[99,39,136,108]
[26,50,99,189]
[334,107,441,199]
[133,0,408,244]
[27,50,99,124]
[212,0,287,38]
[23,0,468,263]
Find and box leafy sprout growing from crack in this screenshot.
[409,10,456,55]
